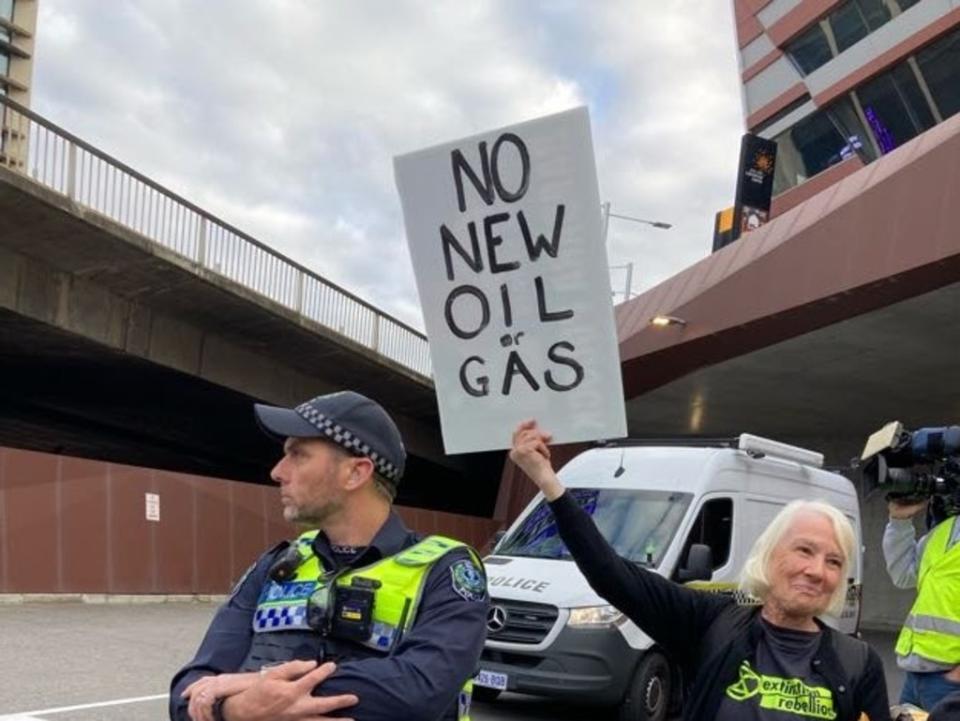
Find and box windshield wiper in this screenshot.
[498,551,569,560]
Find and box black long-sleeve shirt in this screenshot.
[548,491,889,721]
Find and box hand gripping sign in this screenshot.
[394,107,626,454]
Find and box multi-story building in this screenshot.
[734,0,960,213]
[1,0,36,169]
[0,0,36,106]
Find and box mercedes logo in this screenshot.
[486,605,508,633]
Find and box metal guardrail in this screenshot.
[0,95,433,379]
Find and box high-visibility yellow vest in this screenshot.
[250,530,482,720]
[895,516,960,664]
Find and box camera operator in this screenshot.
[884,496,960,710]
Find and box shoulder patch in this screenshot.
[450,558,487,602]
[228,562,256,600]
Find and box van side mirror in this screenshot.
[677,543,713,582]
[490,530,507,553]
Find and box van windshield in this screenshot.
[497,488,693,567]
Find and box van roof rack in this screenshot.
[596,434,825,469]
[595,437,740,449]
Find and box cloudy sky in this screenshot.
[32,0,745,329]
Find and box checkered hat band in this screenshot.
[295,404,399,482]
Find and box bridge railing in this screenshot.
[0,96,433,379]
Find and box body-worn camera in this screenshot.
[860,421,960,522]
[307,576,381,643]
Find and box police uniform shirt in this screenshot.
[169,511,489,721]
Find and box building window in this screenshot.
[856,67,936,153]
[788,23,834,75]
[772,96,875,195]
[1,0,11,82]
[772,25,960,194]
[849,24,960,156]
[785,0,922,76]
[829,1,876,55]
[916,28,960,119]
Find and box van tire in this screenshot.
[472,686,501,703]
[618,651,670,721]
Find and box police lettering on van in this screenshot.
[487,576,550,594]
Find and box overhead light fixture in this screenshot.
[650,315,687,328]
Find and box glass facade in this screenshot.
[772,25,960,195]
[772,97,876,194]
[0,48,9,89]
[916,28,960,118]
[786,0,922,76]
[0,0,13,21]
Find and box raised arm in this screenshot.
[882,500,928,589]
[509,421,730,664]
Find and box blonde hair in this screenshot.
[739,499,855,617]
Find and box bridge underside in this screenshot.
[0,307,503,515]
[0,165,502,518]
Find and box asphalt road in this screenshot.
[0,602,903,721]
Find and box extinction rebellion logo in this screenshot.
[725,660,837,720]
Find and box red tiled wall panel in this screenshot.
[0,446,500,594]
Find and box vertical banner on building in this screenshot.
[731,133,777,242]
[394,106,627,454]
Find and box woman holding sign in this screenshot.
[509,420,889,721]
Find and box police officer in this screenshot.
[884,498,960,710]
[169,391,489,721]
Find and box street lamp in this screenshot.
[601,201,672,244]
[602,202,672,303]
[650,315,688,328]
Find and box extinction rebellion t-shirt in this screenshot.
[715,618,838,721]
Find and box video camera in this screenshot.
[860,421,960,522]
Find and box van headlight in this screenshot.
[567,604,624,627]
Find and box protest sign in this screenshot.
[394,106,626,454]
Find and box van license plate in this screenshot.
[474,669,508,691]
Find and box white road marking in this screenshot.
[0,693,167,718]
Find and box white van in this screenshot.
[474,434,863,721]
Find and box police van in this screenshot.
[474,434,864,721]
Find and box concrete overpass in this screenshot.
[0,97,502,518]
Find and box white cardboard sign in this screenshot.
[394,107,626,454]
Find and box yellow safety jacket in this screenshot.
[246,530,481,720]
[896,516,960,664]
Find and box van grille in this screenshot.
[486,597,558,644]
